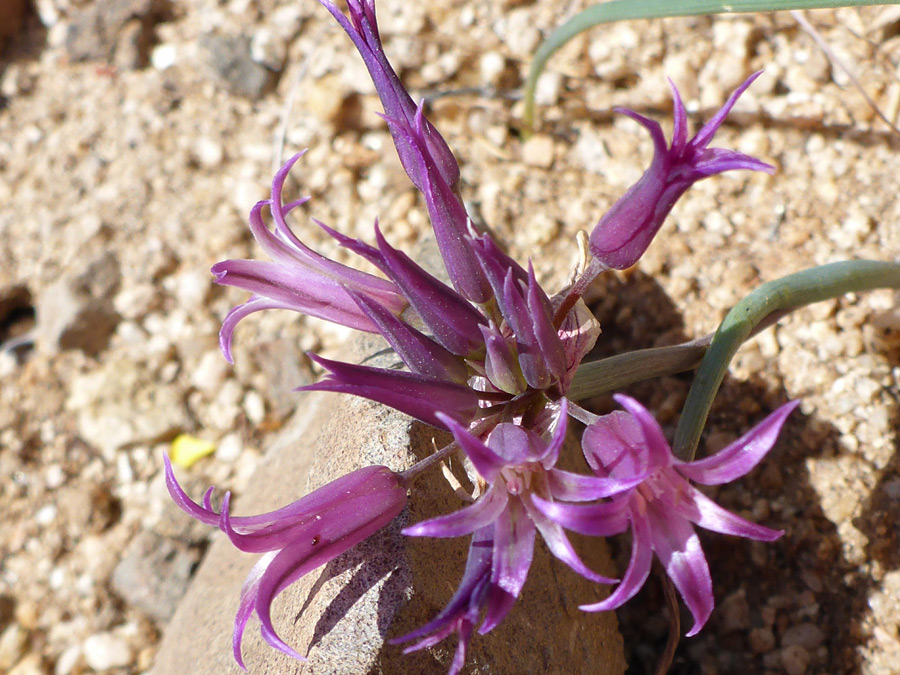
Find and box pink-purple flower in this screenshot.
[589,72,775,270]
[396,399,642,671]
[170,0,788,670]
[534,395,798,635]
[164,455,407,668]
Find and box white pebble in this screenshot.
[243,391,266,426]
[216,433,243,462]
[151,44,178,71]
[83,633,132,671]
[54,645,83,675]
[35,504,57,526]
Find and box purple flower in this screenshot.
[396,400,642,664]
[164,454,407,669]
[214,0,602,433]
[589,72,775,270]
[534,395,798,636]
[212,152,407,363]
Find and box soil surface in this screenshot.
[1,1,899,674]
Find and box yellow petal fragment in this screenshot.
[170,434,216,469]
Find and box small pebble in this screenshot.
[780,644,811,675]
[83,633,132,671]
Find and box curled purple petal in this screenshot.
[646,502,713,636]
[676,400,799,485]
[580,510,653,613]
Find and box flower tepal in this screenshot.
[534,394,798,636]
[589,71,775,270]
[164,455,407,668]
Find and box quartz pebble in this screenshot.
[83,633,132,671]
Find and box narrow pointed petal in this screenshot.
[612,394,673,469]
[217,296,299,364]
[319,0,460,190]
[349,290,469,383]
[647,503,713,636]
[480,323,526,395]
[233,551,276,669]
[674,485,783,542]
[394,527,493,644]
[479,583,517,635]
[524,497,616,583]
[530,494,630,537]
[374,225,485,356]
[683,149,774,180]
[163,453,220,526]
[492,499,536,597]
[502,271,550,389]
[302,354,482,429]
[580,512,654,612]
[436,413,506,482]
[669,78,688,155]
[312,218,386,271]
[526,264,567,381]
[402,487,508,538]
[547,469,642,501]
[690,70,763,150]
[676,401,799,485]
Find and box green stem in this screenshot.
[523,0,899,130]
[569,338,710,401]
[672,260,900,460]
[568,305,790,400]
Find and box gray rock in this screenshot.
[63,0,170,67]
[36,252,121,356]
[199,34,278,100]
[152,334,625,675]
[111,531,200,622]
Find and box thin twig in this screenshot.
[272,28,323,175]
[654,568,681,675]
[791,9,900,136]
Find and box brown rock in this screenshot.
[0,0,27,42]
[152,334,625,674]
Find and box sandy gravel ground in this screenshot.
[1,1,899,673]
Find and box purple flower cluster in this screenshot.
[166,1,795,671]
